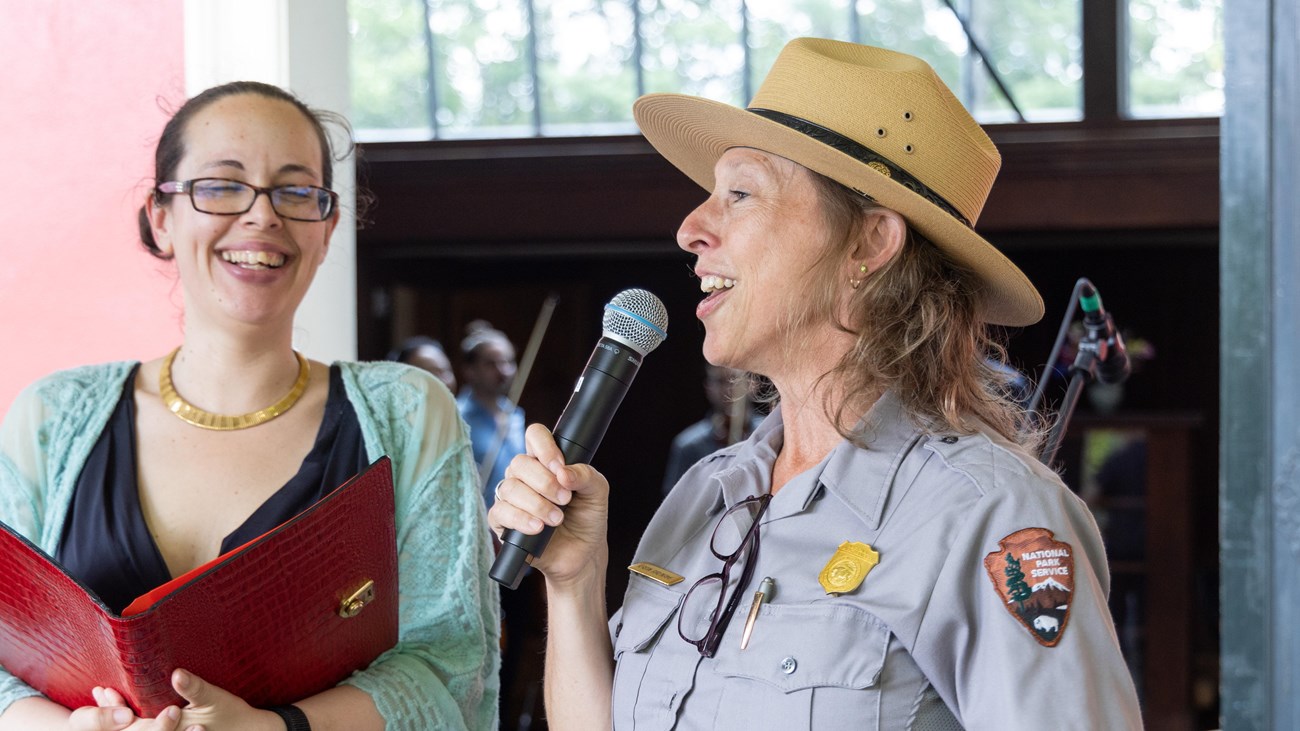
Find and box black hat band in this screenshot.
[747,107,972,228]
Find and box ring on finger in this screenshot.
[493,479,506,503]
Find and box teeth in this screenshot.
[699,275,736,294]
[221,250,286,269]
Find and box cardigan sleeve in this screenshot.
[0,382,53,714]
[0,363,132,716]
[338,362,501,730]
[0,379,54,539]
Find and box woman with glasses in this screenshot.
[488,39,1142,729]
[0,82,498,731]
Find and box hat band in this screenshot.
[747,108,971,228]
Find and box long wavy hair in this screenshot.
[758,168,1038,449]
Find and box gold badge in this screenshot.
[628,562,684,587]
[818,541,880,595]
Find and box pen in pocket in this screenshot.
[740,576,774,650]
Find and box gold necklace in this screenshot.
[159,347,311,430]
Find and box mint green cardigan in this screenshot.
[0,361,500,729]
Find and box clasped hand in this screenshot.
[486,424,611,586]
[73,669,280,731]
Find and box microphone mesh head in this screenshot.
[603,289,668,355]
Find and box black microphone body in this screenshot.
[491,290,667,589]
[550,337,644,464]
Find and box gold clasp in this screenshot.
[338,579,376,618]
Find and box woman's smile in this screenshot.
[220,249,286,270]
[696,273,737,319]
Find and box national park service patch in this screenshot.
[983,528,1074,647]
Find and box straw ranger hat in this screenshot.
[633,37,1043,327]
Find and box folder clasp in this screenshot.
[339,580,376,618]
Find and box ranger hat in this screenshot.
[633,37,1043,326]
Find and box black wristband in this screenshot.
[266,704,312,731]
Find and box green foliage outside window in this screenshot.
[349,0,1221,140]
[350,0,430,133]
[1127,0,1223,118]
[535,0,638,130]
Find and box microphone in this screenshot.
[1078,282,1130,385]
[490,288,668,589]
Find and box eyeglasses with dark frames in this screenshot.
[676,493,772,658]
[156,178,338,222]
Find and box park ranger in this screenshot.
[489,37,1142,730]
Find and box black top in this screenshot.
[57,363,369,615]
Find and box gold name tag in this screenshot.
[628,562,684,587]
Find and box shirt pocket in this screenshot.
[712,603,890,730]
[611,574,698,731]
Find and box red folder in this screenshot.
[0,457,398,717]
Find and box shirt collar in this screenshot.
[705,406,783,515]
[817,391,928,531]
[704,391,926,530]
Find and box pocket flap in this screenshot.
[713,603,888,693]
[613,574,685,656]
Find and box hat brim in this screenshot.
[634,93,1044,327]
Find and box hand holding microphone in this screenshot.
[489,289,668,589]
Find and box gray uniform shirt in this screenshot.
[609,392,1142,730]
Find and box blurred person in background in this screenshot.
[456,321,525,508]
[662,363,763,495]
[388,335,457,393]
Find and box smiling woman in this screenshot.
[487,38,1144,730]
[145,92,339,332]
[0,82,498,731]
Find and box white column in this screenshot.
[183,0,357,362]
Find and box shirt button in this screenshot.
[780,656,798,674]
[941,436,958,444]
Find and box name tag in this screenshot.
[628,562,684,587]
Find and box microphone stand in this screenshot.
[1039,340,1099,467]
[1029,277,1113,467]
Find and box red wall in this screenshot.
[0,1,185,415]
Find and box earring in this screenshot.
[849,263,867,289]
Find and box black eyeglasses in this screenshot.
[156,178,338,222]
[677,493,771,658]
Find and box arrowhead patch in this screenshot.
[983,528,1075,647]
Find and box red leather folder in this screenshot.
[0,457,398,717]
